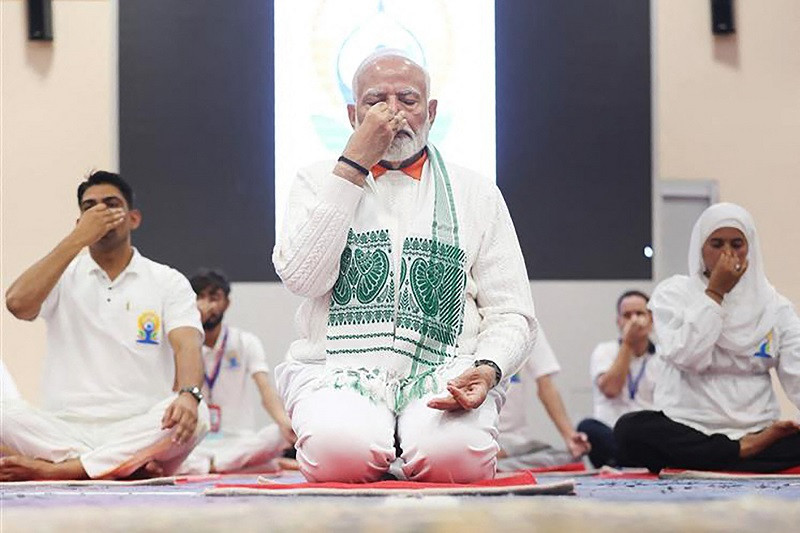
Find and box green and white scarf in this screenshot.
[324,145,468,412]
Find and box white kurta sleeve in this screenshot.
[649,276,724,373]
[776,301,800,409]
[471,186,537,380]
[272,166,364,298]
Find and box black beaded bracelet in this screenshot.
[474,359,502,386]
[337,155,369,176]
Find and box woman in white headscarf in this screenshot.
[615,203,800,473]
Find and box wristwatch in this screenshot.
[474,359,502,386]
[179,385,204,403]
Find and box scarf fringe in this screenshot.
[322,367,443,412]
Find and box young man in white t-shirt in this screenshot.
[2,171,208,481]
[179,270,296,473]
[497,329,590,471]
[577,290,658,467]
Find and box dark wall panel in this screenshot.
[496,0,651,279]
[119,0,276,280]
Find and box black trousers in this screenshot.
[576,418,618,468]
[614,410,800,473]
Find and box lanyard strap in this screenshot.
[204,328,229,394]
[627,356,649,400]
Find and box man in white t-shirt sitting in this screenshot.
[1,171,208,481]
[179,270,296,474]
[577,290,658,467]
[497,329,590,471]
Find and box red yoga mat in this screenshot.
[204,471,575,497]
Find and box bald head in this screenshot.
[351,50,431,102]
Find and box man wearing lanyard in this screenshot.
[577,290,659,467]
[178,270,296,474]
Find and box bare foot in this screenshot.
[0,456,52,481]
[739,420,800,459]
[0,445,20,457]
[125,460,165,480]
[0,455,88,481]
[276,458,299,471]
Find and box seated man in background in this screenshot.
[497,328,590,471]
[577,290,658,467]
[179,270,296,474]
[1,171,208,481]
[273,50,537,483]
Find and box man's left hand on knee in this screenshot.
[427,365,496,411]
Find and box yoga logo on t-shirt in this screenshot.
[136,311,161,345]
[754,330,773,359]
[226,350,240,369]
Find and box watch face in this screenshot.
[181,387,203,402]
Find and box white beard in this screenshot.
[383,118,430,162]
[354,113,432,163]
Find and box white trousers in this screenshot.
[0,396,209,479]
[277,360,504,483]
[497,444,574,472]
[178,425,288,474]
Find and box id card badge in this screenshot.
[208,404,222,433]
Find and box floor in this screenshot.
[2,472,800,532]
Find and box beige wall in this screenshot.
[1,1,798,425]
[1,0,115,402]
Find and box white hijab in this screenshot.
[687,202,781,351]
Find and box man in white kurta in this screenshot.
[273,51,537,483]
[179,270,294,473]
[497,329,590,471]
[1,172,208,481]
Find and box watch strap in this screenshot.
[179,385,203,403]
[474,359,502,386]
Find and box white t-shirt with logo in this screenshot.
[39,250,202,420]
[498,329,561,453]
[590,340,658,427]
[201,325,270,435]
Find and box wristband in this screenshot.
[705,287,724,301]
[474,359,502,386]
[337,155,369,176]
